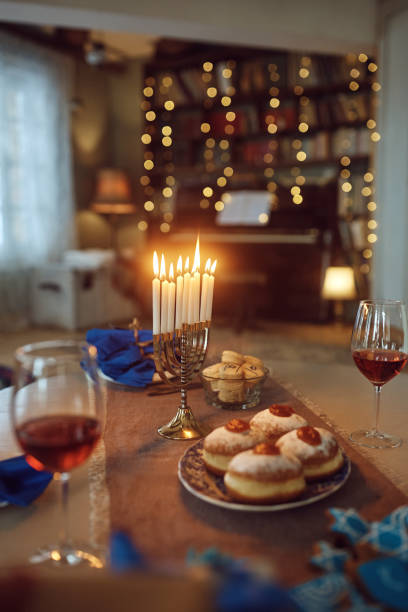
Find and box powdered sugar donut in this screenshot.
[202,418,263,476]
[276,426,344,481]
[250,404,308,442]
[224,442,306,504]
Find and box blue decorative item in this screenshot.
[357,557,408,611]
[290,572,350,612]
[86,328,155,388]
[328,508,370,545]
[217,572,302,612]
[310,541,351,573]
[359,506,408,562]
[109,531,145,572]
[0,455,52,507]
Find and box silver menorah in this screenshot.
[153,322,210,440]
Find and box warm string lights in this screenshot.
[338,53,380,277]
[138,76,157,234]
[199,59,236,214]
[360,53,380,275]
[157,75,176,234]
[289,55,312,206]
[152,237,217,335]
[263,61,281,213]
[217,59,236,214]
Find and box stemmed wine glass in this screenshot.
[350,299,408,448]
[10,340,106,567]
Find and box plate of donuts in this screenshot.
[178,407,351,512]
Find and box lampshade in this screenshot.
[322,266,357,300]
[91,168,137,214]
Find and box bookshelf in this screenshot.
[141,41,378,319]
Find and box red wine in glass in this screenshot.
[352,349,408,386]
[11,340,106,567]
[350,299,408,449]
[16,415,101,473]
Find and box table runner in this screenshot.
[100,377,407,586]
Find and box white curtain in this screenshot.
[0,32,75,330]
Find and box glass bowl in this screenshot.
[200,367,269,410]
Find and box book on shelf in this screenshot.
[299,99,319,128]
[154,71,188,106]
[173,108,203,138]
[179,67,208,102]
[332,127,359,157]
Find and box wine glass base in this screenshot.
[349,429,402,449]
[29,544,105,568]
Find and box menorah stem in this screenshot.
[156,323,210,440]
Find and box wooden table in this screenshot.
[0,360,407,609]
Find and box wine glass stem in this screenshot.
[372,384,382,435]
[56,472,71,551]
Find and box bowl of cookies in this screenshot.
[200,350,269,410]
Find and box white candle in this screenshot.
[188,273,195,324]
[192,235,200,322]
[160,254,169,334]
[206,259,217,321]
[167,263,175,333]
[175,256,184,330]
[181,256,190,325]
[200,258,211,322]
[152,251,161,335]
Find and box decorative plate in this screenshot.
[178,440,351,512]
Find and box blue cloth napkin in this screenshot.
[86,329,156,388]
[0,455,52,507]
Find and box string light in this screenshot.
[289,56,314,206]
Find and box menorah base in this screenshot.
[157,406,210,440]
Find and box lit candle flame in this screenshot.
[184,256,190,273]
[205,258,211,273]
[160,253,166,280]
[192,235,200,273]
[153,251,159,277]
[177,255,182,275]
[169,262,174,281]
[211,260,217,275]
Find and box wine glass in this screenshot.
[350,299,408,448]
[10,340,106,567]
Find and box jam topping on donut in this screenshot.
[297,426,322,446]
[225,418,250,433]
[253,442,280,455]
[268,404,294,417]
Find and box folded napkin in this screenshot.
[86,329,156,388]
[0,455,52,507]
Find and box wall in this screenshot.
[373,7,408,302]
[2,0,377,55]
[71,59,146,251]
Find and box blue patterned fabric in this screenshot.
[0,455,52,506]
[86,329,155,388]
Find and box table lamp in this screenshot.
[90,168,137,249]
[322,265,357,323]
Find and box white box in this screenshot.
[29,262,136,330]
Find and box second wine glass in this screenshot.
[350,299,408,449]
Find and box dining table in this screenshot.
[0,354,407,610]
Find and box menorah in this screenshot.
[153,322,210,440]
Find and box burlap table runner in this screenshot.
[102,377,407,586]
